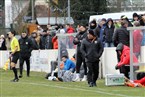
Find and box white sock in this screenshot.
[83,75,87,78]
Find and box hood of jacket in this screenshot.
[116,43,124,52]
[106,18,114,28]
[116,43,130,53]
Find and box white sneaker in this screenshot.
[73,77,81,82]
[81,75,87,81]
[72,73,80,82]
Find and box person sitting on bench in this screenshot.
[115,43,138,78]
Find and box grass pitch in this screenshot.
[0,69,145,97]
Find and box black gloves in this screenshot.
[115,65,119,70]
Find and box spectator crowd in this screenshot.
[1,12,145,87]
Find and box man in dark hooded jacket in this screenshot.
[89,20,98,36]
[103,18,115,47]
[19,32,33,78]
[81,30,104,87]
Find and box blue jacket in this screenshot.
[142,31,145,46]
[63,59,75,70]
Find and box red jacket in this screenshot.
[117,45,138,68]
[133,30,143,53]
[67,27,74,34]
[52,36,58,49]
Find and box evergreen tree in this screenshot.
[56,0,108,25]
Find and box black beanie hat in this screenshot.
[88,29,96,36]
[90,20,96,25]
[133,13,139,18]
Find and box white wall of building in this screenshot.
[5,0,29,28]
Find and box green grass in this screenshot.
[0,69,145,97]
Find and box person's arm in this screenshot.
[103,28,106,42]
[80,39,86,58]
[28,38,33,53]
[63,60,71,70]
[112,29,118,47]
[73,34,80,45]
[117,51,130,68]
[97,39,104,58]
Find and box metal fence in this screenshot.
[127,26,145,80]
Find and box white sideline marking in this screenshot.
[20,82,142,97]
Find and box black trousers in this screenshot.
[76,53,87,75]
[120,65,130,79]
[86,61,99,84]
[19,57,30,76]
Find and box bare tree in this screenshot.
[10,0,30,34]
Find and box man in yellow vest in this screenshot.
[8,30,20,82]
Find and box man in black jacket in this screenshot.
[81,30,104,87]
[113,20,129,47]
[73,25,87,81]
[19,32,33,78]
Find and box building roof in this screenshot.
[36,17,74,25]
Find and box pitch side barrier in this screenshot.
[0,42,145,78]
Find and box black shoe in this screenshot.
[19,75,23,78]
[27,75,30,77]
[89,82,93,87]
[58,77,63,82]
[93,82,97,87]
[11,78,19,82]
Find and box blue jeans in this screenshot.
[104,42,114,47]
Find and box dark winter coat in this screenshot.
[30,37,39,50]
[73,31,87,53]
[81,37,104,62]
[45,35,53,49]
[19,36,33,58]
[113,26,130,47]
[40,35,47,49]
[103,19,115,43]
[96,24,106,44]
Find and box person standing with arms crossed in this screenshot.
[8,30,20,82]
